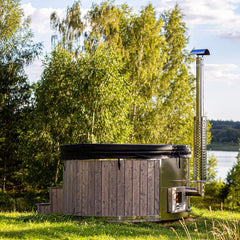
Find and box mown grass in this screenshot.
[0,207,239,240]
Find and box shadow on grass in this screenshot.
[0,220,179,239]
[1,211,239,239]
[0,213,192,240]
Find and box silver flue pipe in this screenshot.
[186,49,210,197]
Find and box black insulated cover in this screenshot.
[60,143,191,160]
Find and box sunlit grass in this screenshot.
[171,207,240,240]
[0,207,240,240]
[0,212,176,240]
[172,217,239,240]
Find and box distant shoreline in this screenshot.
[207,143,239,152]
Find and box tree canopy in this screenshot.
[0,0,42,192]
[83,2,194,145]
[1,0,203,192]
[19,1,197,188]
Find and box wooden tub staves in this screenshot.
[37,144,192,221]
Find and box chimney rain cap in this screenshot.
[190,49,210,55]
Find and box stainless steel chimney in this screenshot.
[190,49,210,196]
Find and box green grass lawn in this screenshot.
[0,207,239,240]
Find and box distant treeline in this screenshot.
[210,120,240,147]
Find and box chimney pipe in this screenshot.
[187,49,210,197]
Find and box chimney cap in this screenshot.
[190,49,210,56]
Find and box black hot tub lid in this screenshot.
[60,143,191,160]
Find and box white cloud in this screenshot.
[25,58,43,83]
[22,3,65,35]
[157,0,240,39]
[205,63,240,84]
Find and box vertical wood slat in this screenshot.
[57,187,63,214]
[72,161,77,214]
[147,161,155,215]
[37,203,51,214]
[75,161,82,216]
[62,159,160,218]
[66,161,72,214]
[82,161,88,216]
[109,161,117,216]
[94,161,102,216]
[88,161,95,216]
[154,160,160,215]
[50,188,55,213]
[140,160,147,216]
[133,161,140,216]
[67,161,72,215]
[52,188,57,213]
[125,160,133,216]
[117,160,125,216]
[49,187,63,214]
[102,161,109,216]
[70,161,75,214]
[62,161,67,214]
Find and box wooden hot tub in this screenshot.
[58,143,191,221]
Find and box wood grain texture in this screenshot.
[109,161,117,216]
[82,161,88,216]
[102,161,109,216]
[140,160,148,216]
[133,161,140,216]
[154,160,160,215]
[125,160,133,216]
[147,161,155,215]
[62,161,68,214]
[62,159,160,217]
[94,161,102,216]
[117,160,125,216]
[75,161,82,215]
[88,161,95,216]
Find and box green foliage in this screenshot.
[1,0,203,196]
[205,180,226,200]
[21,44,132,188]
[210,120,240,130]
[207,154,217,182]
[50,0,84,54]
[0,0,42,192]
[158,5,195,145]
[0,189,49,211]
[209,120,240,150]
[85,2,195,145]
[0,191,15,210]
[224,152,240,210]
[204,154,226,200]
[0,0,23,53]
[20,1,199,189]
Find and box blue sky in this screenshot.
[21,0,240,121]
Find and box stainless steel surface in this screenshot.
[194,116,207,181]
[196,181,205,196]
[196,56,204,116]
[168,187,187,213]
[185,182,204,197]
[191,49,210,186]
[189,49,210,197]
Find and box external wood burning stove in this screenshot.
[37,49,210,221]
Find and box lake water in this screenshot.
[207,150,239,181]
